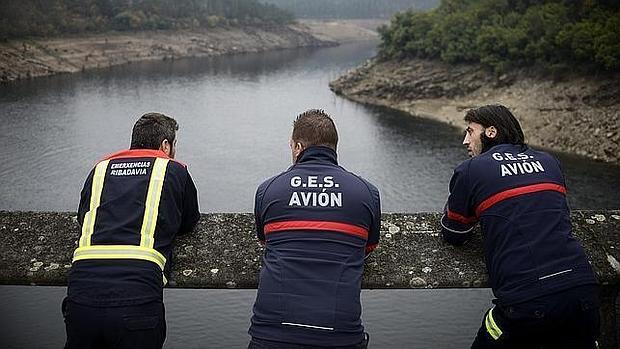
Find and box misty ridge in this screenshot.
[0,0,294,39]
[0,0,439,40]
[259,0,439,18]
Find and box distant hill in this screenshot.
[0,0,293,39]
[260,0,439,19]
[378,0,620,71]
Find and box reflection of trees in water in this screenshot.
[550,152,620,210]
[80,41,377,85]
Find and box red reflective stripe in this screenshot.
[476,183,566,216]
[447,209,477,225]
[101,149,186,167]
[264,220,369,240]
[365,243,378,254]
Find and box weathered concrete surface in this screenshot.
[2,211,618,289]
[1,211,619,346]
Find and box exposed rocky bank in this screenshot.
[0,24,334,83]
[330,59,620,164]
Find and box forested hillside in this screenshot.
[378,0,620,71]
[0,0,293,39]
[261,0,438,18]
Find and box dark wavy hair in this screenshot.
[464,105,525,152]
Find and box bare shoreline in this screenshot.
[330,58,620,165]
[0,20,384,84]
[0,25,328,83]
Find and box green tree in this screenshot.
[0,0,294,38]
[378,0,620,71]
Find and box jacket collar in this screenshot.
[296,146,338,165]
[102,149,171,161]
[483,143,529,155]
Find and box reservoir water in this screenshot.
[1,41,619,348]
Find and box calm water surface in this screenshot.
[1,41,618,348]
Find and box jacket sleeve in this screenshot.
[178,171,200,236]
[441,162,477,246]
[365,183,381,257]
[552,155,571,207]
[77,168,95,228]
[254,182,266,244]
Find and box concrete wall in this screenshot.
[1,211,618,346]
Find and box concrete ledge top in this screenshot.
[1,211,619,289]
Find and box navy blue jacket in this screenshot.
[68,149,200,306]
[441,144,597,305]
[250,146,381,346]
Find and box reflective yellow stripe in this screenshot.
[79,160,110,247]
[74,158,170,279]
[72,245,167,270]
[140,158,169,249]
[485,307,503,340]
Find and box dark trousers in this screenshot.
[62,297,166,349]
[472,285,600,349]
[248,333,369,349]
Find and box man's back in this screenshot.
[442,105,599,348]
[64,112,200,349]
[69,149,200,306]
[444,144,596,304]
[251,146,380,347]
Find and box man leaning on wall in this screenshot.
[249,109,381,349]
[441,104,599,348]
[63,112,200,349]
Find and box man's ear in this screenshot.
[295,142,304,153]
[485,126,497,139]
[292,141,305,163]
[293,142,304,156]
[160,139,171,156]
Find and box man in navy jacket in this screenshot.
[249,109,381,348]
[64,113,200,349]
[441,105,599,348]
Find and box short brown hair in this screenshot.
[130,112,178,150]
[292,109,338,150]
